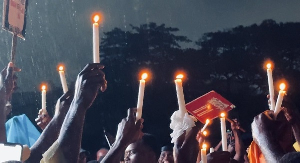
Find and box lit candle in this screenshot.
[41,85,46,111]
[220,112,227,151]
[58,65,68,93]
[201,143,207,163]
[175,74,186,117]
[266,63,275,111]
[93,15,100,63]
[136,73,148,120]
[200,119,210,133]
[202,130,208,137]
[274,83,286,116]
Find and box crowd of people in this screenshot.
[1,62,300,163]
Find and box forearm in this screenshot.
[256,135,285,162]
[233,130,245,162]
[27,116,65,163]
[57,101,87,163]
[0,94,7,143]
[101,140,128,163]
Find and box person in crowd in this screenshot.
[0,62,19,143]
[37,63,107,162]
[26,90,73,162]
[158,145,174,163]
[100,108,146,163]
[97,147,109,161]
[79,148,91,163]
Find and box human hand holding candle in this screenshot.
[274,83,286,116]
[41,85,47,112]
[266,63,275,111]
[93,14,100,63]
[136,73,147,120]
[58,65,68,93]
[174,74,186,117]
[220,112,227,151]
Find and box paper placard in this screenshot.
[2,0,27,39]
[186,90,235,124]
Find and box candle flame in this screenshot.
[202,143,207,149]
[203,130,208,136]
[266,63,272,69]
[141,73,148,80]
[41,85,46,91]
[58,65,64,71]
[279,83,286,90]
[176,74,184,79]
[205,119,210,124]
[220,112,226,118]
[93,15,100,23]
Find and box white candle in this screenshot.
[201,144,207,163]
[175,74,186,117]
[136,73,148,120]
[274,83,286,116]
[210,147,214,153]
[58,66,68,93]
[266,63,275,111]
[200,119,210,133]
[220,113,227,151]
[93,15,100,63]
[41,85,46,111]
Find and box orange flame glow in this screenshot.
[93,15,100,23]
[205,119,210,124]
[266,63,272,69]
[220,112,226,118]
[202,143,207,149]
[279,83,286,90]
[41,85,46,91]
[141,73,148,80]
[58,65,64,71]
[176,74,184,79]
[203,130,208,136]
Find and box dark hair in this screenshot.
[279,152,300,163]
[161,145,173,152]
[141,133,160,158]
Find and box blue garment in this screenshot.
[5,114,41,147]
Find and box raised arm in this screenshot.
[26,91,73,163]
[251,111,285,162]
[56,63,107,162]
[173,121,201,163]
[101,108,144,163]
[0,62,19,143]
[231,119,245,162]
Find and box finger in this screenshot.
[81,69,105,80]
[13,67,21,72]
[135,118,144,130]
[79,63,105,76]
[100,79,107,92]
[127,108,137,122]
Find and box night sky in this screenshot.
[1,0,300,91]
[1,0,300,159]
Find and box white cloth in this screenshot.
[170,110,196,143]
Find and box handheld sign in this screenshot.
[186,90,235,124]
[2,0,27,39]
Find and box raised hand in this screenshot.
[35,109,52,130]
[73,63,107,109]
[115,108,144,146]
[0,62,20,101]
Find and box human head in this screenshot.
[158,145,174,163]
[79,148,90,163]
[97,147,108,161]
[124,133,159,163]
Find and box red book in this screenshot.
[186,91,235,124]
